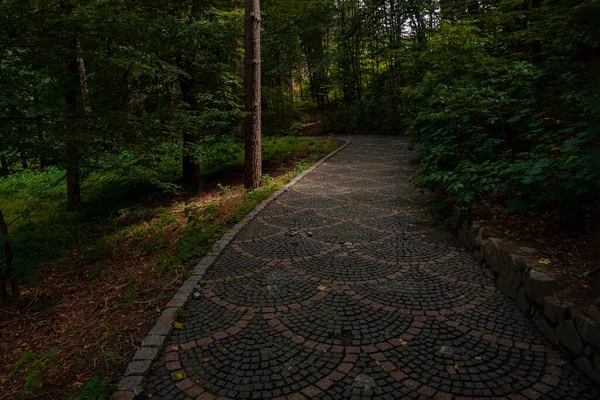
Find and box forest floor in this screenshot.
[0,138,339,400]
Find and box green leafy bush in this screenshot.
[403,17,599,214]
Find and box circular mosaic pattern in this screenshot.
[203,247,273,280]
[143,137,599,399]
[290,251,403,282]
[280,293,413,346]
[260,208,341,230]
[180,318,345,398]
[236,235,334,260]
[354,234,453,262]
[352,269,489,311]
[310,222,389,244]
[386,319,547,397]
[211,269,325,309]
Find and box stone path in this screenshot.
[144,136,599,399]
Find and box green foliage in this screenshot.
[0,136,332,286]
[62,376,116,400]
[8,347,61,395]
[300,0,600,216]
[403,10,600,213]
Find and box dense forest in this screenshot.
[1,0,599,397]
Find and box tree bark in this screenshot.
[76,40,91,113]
[531,0,542,65]
[66,165,81,211]
[179,67,202,192]
[65,39,81,212]
[0,208,17,307]
[0,155,8,176]
[244,0,262,189]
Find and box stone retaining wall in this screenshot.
[456,218,600,384]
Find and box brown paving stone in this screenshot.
[139,137,599,400]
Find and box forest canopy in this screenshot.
[1,0,599,302]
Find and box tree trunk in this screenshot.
[531,0,542,65]
[0,208,17,308]
[66,166,81,211]
[65,39,81,212]
[0,155,8,176]
[179,68,202,192]
[244,0,262,190]
[76,40,91,113]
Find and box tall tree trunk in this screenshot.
[66,166,81,211]
[77,40,91,113]
[1,155,8,176]
[65,39,81,212]
[244,0,262,189]
[0,208,17,307]
[531,0,542,65]
[179,69,202,192]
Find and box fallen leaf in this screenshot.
[453,364,459,370]
[317,285,327,291]
[447,293,453,297]
[474,356,482,361]
[170,345,179,351]
[538,258,551,265]
[459,295,465,299]
[518,377,525,381]
[287,365,293,371]
[397,338,408,345]
[203,357,210,362]
[173,322,183,329]
[171,372,184,381]
[421,234,426,238]
[561,360,567,365]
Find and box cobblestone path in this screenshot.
[144,137,599,399]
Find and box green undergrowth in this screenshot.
[0,136,337,286]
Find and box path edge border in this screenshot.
[111,137,352,399]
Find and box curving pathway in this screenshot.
[144,136,599,399]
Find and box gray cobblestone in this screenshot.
[123,137,598,399]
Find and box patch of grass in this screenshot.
[0,136,335,284]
